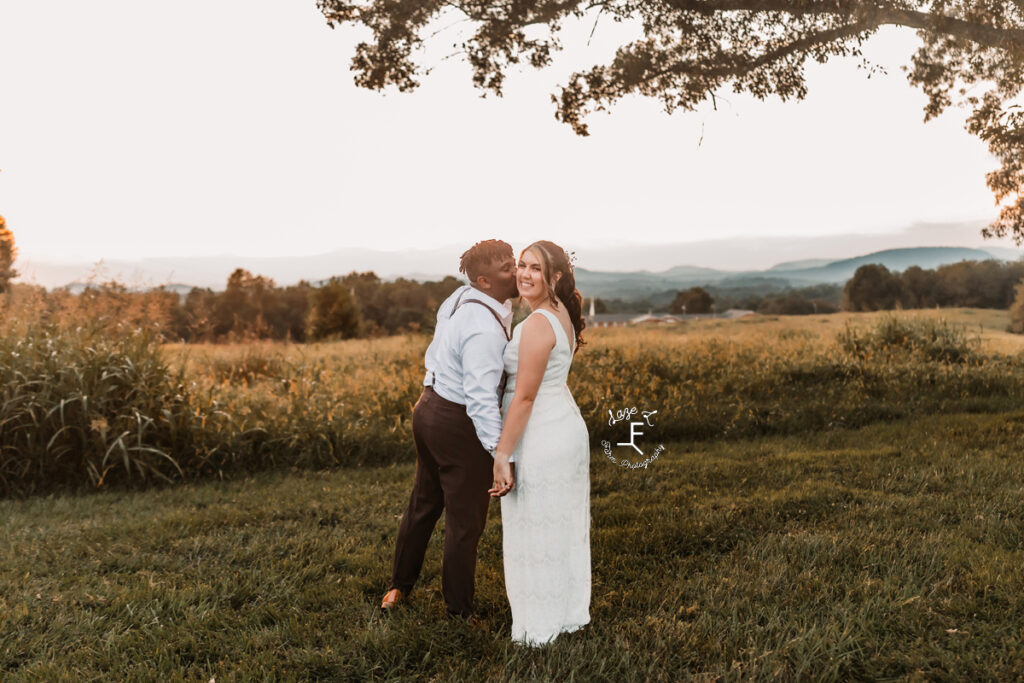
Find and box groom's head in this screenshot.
[460,239,518,301]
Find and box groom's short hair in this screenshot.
[460,240,513,282]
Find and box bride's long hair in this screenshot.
[523,240,586,353]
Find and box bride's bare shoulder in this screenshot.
[518,311,557,346]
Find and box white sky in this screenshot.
[0,1,1008,267]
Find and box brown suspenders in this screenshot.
[452,290,511,342]
[429,289,511,390]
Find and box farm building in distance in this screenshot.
[585,301,756,328]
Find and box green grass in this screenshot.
[3,411,1024,680]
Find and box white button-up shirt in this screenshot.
[423,285,513,458]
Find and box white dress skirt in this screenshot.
[500,309,591,646]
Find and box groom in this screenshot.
[381,239,519,617]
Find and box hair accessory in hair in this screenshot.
[565,249,577,273]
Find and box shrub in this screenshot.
[1008,279,1024,334]
[837,316,981,364]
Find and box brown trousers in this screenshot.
[389,387,493,616]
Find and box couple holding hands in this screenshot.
[380,239,591,647]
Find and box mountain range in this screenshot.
[15,245,1023,301]
[574,246,1018,298]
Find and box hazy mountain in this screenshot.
[19,218,1022,290]
[767,247,999,285]
[16,249,458,291]
[574,268,724,299]
[982,246,1024,261]
[573,246,1015,298]
[573,219,1021,271]
[16,238,1024,301]
[57,282,198,300]
[660,265,732,278]
[766,259,833,271]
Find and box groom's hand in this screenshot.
[489,455,515,498]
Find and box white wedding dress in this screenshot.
[500,309,591,646]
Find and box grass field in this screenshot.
[3,309,1024,679]
[11,307,1024,495]
[3,409,1024,680]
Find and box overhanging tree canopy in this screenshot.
[318,0,1024,240]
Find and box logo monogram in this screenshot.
[601,406,665,469]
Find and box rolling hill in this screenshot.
[573,246,1019,298]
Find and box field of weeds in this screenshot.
[2,309,1024,494]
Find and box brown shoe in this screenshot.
[380,588,404,611]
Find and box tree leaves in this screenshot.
[321,0,1024,239]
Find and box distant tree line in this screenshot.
[652,284,841,316]
[653,260,1024,318]
[842,260,1024,312]
[184,269,462,341]
[754,289,841,316]
[12,254,1024,341]
[593,283,843,317]
[724,283,841,316]
[6,269,463,343]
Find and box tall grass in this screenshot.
[576,315,1022,442]
[3,313,1024,496]
[0,326,427,495]
[0,322,194,494]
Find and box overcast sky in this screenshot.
[0,1,1012,271]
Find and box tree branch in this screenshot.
[875,6,1024,49]
[661,20,878,81]
[659,0,1024,50]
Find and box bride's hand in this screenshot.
[489,454,515,498]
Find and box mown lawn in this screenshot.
[3,410,1024,680]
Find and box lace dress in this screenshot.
[500,309,591,646]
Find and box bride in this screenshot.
[489,240,590,646]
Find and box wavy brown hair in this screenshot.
[522,240,585,352]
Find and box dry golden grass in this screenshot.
[595,308,1023,352]
[4,308,1024,495]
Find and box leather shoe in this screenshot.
[380,588,404,611]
